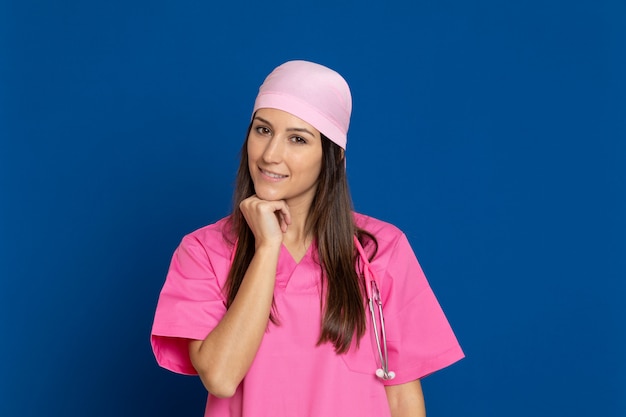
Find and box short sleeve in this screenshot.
[378,233,464,385]
[150,234,228,375]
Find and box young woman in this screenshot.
[151,60,464,417]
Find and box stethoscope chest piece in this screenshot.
[376,368,396,380]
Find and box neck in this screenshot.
[282,197,313,248]
[284,207,309,243]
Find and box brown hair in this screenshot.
[223,125,377,353]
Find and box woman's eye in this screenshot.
[255,126,271,135]
[290,136,307,144]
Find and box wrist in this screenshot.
[254,240,282,255]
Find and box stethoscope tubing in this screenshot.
[354,236,396,380]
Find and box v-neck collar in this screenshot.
[275,241,317,289]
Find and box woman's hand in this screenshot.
[239,195,291,249]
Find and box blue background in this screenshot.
[1,0,624,416]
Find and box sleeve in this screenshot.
[150,234,228,375]
[379,233,464,385]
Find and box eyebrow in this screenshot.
[253,116,316,138]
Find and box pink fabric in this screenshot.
[151,213,464,417]
[253,60,352,150]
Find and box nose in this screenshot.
[261,135,284,164]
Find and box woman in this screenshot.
[151,60,464,417]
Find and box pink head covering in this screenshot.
[253,60,352,150]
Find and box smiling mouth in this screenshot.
[260,168,288,179]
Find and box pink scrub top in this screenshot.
[151,213,464,417]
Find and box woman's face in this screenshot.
[247,108,323,209]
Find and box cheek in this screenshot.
[247,141,260,165]
[302,153,323,181]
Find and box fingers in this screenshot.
[239,196,291,247]
[276,204,291,233]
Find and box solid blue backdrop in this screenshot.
[1,0,624,416]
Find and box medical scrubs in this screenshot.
[151,213,464,417]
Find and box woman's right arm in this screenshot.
[188,196,290,398]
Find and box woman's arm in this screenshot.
[188,244,279,397]
[385,380,426,417]
[188,197,290,398]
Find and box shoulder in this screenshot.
[178,216,234,262]
[183,216,232,242]
[354,212,405,246]
[354,213,415,264]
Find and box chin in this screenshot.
[253,188,284,202]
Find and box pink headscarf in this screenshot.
[253,60,352,150]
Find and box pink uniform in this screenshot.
[151,213,464,417]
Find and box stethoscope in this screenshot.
[354,236,396,381]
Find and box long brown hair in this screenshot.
[223,125,378,353]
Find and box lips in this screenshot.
[259,168,288,179]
